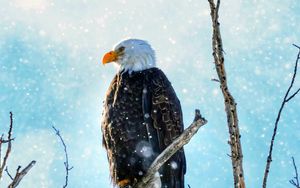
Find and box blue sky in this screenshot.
[0,0,300,187]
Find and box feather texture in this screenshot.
[102,68,186,188]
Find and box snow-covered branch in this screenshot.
[133,109,207,188]
[207,1,246,188]
[263,44,300,188]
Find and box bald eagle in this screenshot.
[101,39,186,188]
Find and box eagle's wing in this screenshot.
[150,69,186,188]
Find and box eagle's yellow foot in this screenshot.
[117,179,131,187]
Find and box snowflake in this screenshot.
[170,161,178,170]
[144,113,150,118]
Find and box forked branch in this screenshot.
[263,44,300,188]
[0,112,14,179]
[7,161,36,188]
[290,157,300,188]
[0,112,36,188]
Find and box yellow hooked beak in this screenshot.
[102,50,119,65]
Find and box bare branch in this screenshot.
[0,112,36,187]
[52,126,73,188]
[7,160,36,188]
[0,139,15,144]
[289,157,300,188]
[216,0,220,13]
[285,88,300,102]
[263,45,300,188]
[285,46,300,103]
[0,134,3,166]
[133,109,207,188]
[293,44,300,49]
[0,112,14,179]
[211,78,220,82]
[207,0,245,188]
[5,167,13,180]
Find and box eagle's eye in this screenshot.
[117,46,125,52]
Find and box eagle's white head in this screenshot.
[102,39,156,73]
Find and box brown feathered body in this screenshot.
[102,68,186,188]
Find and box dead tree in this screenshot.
[263,44,300,188]
[207,0,246,188]
[0,112,36,188]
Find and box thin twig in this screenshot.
[290,157,300,188]
[133,110,207,188]
[52,126,73,188]
[289,157,300,188]
[262,45,300,188]
[5,166,13,180]
[293,44,300,49]
[0,134,3,166]
[8,161,36,188]
[207,0,245,188]
[285,88,300,102]
[211,78,220,82]
[0,113,36,187]
[0,112,14,179]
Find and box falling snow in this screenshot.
[143,88,147,94]
[144,113,150,119]
[170,161,178,170]
[0,0,299,188]
[138,171,143,176]
[136,141,154,158]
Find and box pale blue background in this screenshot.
[0,0,300,187]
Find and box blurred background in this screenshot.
[0,0,299,187]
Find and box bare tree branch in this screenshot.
[7,161,36,188]
[285,88,300,102]
[0,112,14,179]
[293,44,300,49]
[52,126,73,188]
[207,1,246,188]
[0,139,15,144]
[0,134,3,166]
[263,45,300,188]
[0,112,36,187]
[133,109,207,188]
[5,167,14,180]
[290,157,300,188]
[211,78,220,82]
